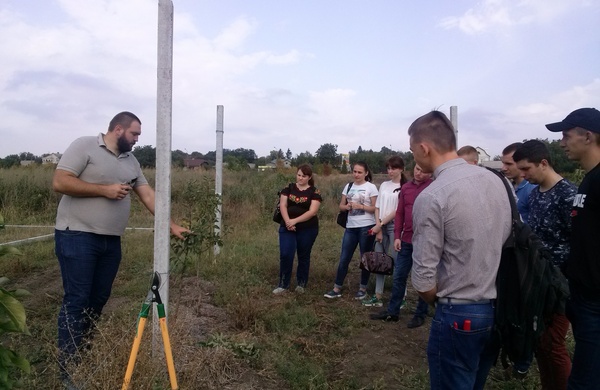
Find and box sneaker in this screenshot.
[400,299,407,309]
[369,310,399,322]
[324,289,342,299]
[354,290,368,300]
[272,287,287,294]
[295,286,305,294]
[362,296,383,307]
[407,316,425,328]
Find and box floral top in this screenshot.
[281,184,322,229]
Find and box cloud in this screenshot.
[213,16,257,51]
[440,0,586,34]
[458,79,600,156]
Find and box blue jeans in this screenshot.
[334,225,375,289]
[428,301,498,390]
[566,286,600,390]
[278,226,319,289]
[387,241,429,317]
[55,229,122,373]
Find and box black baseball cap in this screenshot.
[546,108,600,133]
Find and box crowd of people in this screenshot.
[51,108,600,389]
[272,107,600,389]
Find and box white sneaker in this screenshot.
[295,286,305,293]
[272,287,287,294]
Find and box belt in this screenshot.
[437,297,492,305]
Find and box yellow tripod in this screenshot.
[122,272,178,390]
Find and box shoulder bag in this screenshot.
[360,242,394,275]
[336,182,354,228]
[272,183,294,223]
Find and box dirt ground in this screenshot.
[19,266,431,389]
[169,276,432,389]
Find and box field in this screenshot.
[0,166,546,389]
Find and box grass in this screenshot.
[0,166,556,389]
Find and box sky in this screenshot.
[1,0,599,160]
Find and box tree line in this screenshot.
[0,139,579,175]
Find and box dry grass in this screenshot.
[0,167,552,389]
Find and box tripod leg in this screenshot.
[122,304,150,390]
[157,304,178,390]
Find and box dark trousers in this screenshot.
[278,226,318,289]
[55,229,121,374]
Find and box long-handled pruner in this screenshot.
[122,272,178,390]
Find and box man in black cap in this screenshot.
[546,107,600,390]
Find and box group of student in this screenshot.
[273,156,433,329]
[273,107,600,390]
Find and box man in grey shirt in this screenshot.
[409,111,512,389]
[53,111,189,382]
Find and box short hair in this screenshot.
[512,140,552,166]
[457,145,478,156]
[502,142,523,156]
[573,127,600,146]
[457,145,479,164]
[108,111,141,132]
[385,155,405,170]
[408,111,456,153]
[297,164,315,186]
[353,161,373,182]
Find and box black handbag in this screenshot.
[360,245,394,275]
[336,211,348,228]
[273,183,294,223]
[336,182,354,228]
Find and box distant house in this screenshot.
[257,159,292,172]
[183,158,209,170]
[475,147,491,162]
[42,153,61,165]
[20,160,35,166]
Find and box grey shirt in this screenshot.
[411,158,512,301]
[55,134,148,236]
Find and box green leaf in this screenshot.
[0,291,27,333]
[9,354,30,374]
[10,290,30,298]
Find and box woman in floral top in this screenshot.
[273,164,322,294]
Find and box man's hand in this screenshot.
[394,238,402,251]
[104,183,133,200]
[170,223,191,240]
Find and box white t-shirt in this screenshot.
[343,181,378,228]
[376,180,401,223]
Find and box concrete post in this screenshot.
[154,0,174,352]
[214,106,224,256]
[450,106,458,146]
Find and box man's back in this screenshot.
[411,159,512,301]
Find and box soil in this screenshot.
[18,268,431,389]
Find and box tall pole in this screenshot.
[450,106,458,146]
[154,0,174,351]
[214,106,224,256]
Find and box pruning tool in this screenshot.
[122,272,178,390]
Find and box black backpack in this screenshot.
[487,168,570,368]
